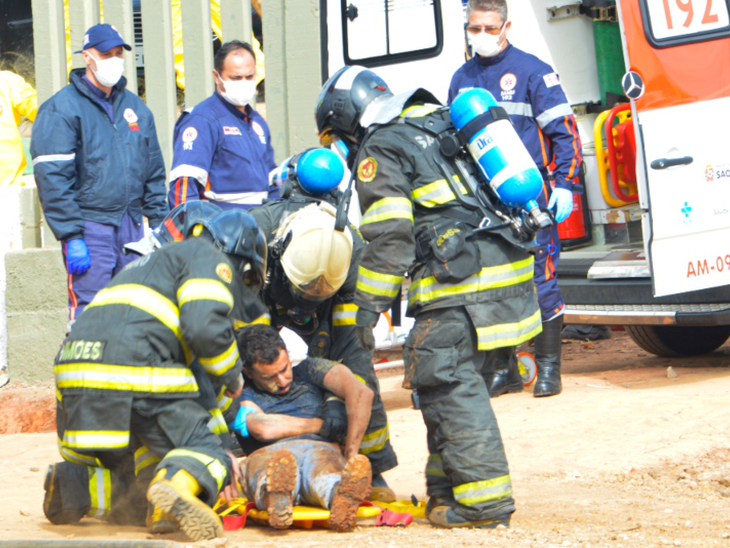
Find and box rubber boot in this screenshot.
[328,454,372,531]
[147,468,223,541]
[42,463,87,525]
[533,315,564,397]
[264,448,297,529]
[488,349,524,398]
[146,503,178,534]
[428,504,511,529]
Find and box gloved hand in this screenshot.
[65,238,91,275]
[547,187,573,224]
[319,397,348,444]
[355,308,380,352]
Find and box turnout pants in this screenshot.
[243,439,346,509]
[403,306,515,521]
[327,321,397,475]
[55,396,232,520]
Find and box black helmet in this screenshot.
[203,209,268,291]
[154,201,223,245]
[315,66,393,142]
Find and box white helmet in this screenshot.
[275,202,353,302]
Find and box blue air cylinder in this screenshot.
[450,88,543,211]
[272,148,345,195]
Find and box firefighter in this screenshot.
[0,70,37,186]
[247,178,399,502]
[315,66,541,528]
[46,208,268,541]
[448,0,584,397]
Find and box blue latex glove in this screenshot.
[230,406,259,437]
[547,187,573,224]
[65,238,91,275]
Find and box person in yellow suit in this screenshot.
[0,71,37,186]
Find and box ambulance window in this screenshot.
[342,0,443,66]
[640,0,730,47]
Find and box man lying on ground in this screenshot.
[231,324,374,530]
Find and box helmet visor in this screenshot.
[292,274,337,302]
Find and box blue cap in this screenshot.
[75,23,132,53]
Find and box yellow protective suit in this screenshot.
[0,71,37,186]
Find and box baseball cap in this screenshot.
[74,23,132,53]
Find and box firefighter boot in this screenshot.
[368,473,396,503]
[146,503,179,534]
[147,468,223,541]
[533,315,564,397]
[43,463,86,525]
[428,504,512,529]
[264,448,297,529]
[328,454,371,531]
[488,348,524,398]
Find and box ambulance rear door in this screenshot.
[617,0,730,296]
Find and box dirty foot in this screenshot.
[264,448,297,529]
[329,454,372,531]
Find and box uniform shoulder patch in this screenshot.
[216,262,233,284]
[357,157,378,183]
[182,127,198,143]
[543,72,561,88]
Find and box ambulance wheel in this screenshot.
[517,351,537,386]
[625,325,730,357]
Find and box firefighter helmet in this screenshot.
[274,202,353,303]
[154,201,223,245]
[202,209,268,291]
[315,65,393,142]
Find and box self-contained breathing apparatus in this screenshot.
[401,89,553,254]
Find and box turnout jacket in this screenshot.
[54,237,251,453]
[448,44,582,192]
[354,105,541,351]
[31,70,167,242]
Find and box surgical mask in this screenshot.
[469,28,505,58]
[217,71,257,107]
[88,53,124,87]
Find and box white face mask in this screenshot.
[469,27,506,58]
[88,53,124,87]
[217,72,257,107]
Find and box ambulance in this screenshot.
[321,0,730,357]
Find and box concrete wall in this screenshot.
[5,248,67,382]
[0,184,65,382]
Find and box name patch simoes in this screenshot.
[58,340,106,363]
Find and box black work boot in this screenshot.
[533,315,564,397]
[488,349,524,398]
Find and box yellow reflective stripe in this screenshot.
[411,176,467,208]
[357,266,403,299]
[408,256,534,306]
[55,363,199,393]
[58,439,103,467]
[177,279,234,310]
[63,430,129,450]
[476,310,542,351]
[425,453,446,477]
[361,197,414,226]
[55,387,62,402]
[216,386,233,413]
[85,284,191,364]
[233,313,271,330]
[332,303,359,326]
[165,449,228,492]
[359,424,389,455]
[401,104,440,118]
[207,408,229,435]
[134,446,161,475]
[198,340,240,376]
[89,467,112,519]
[453,474,513,506]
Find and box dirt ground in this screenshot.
[3,330,730,547]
